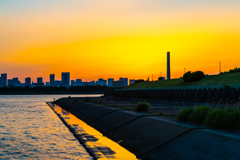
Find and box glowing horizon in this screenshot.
[1,0,240,83]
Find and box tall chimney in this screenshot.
[167,51,170,80]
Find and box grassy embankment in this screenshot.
[125,72,240,89]
[177,106,240,130]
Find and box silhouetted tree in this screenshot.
[183,71,205,82]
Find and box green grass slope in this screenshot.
[125,72,240,89]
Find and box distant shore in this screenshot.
[0,92,104,95]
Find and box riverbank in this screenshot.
[47,101,137,160]
[125,72,240,89]
[53,97,240,160]
[0,92,104,95]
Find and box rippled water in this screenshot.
[0,95,100,160]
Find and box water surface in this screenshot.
[0,95,100,160]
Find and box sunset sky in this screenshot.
[1,0,240,83]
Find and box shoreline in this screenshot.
[46,102,98,160]
[54,97,240,160]
[47,101,138,160]
[0,92,104,95]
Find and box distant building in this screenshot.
[61,72,70,85]
[54,80,63,86]
[12,78,20,86]
[108,78,114,87]
[73,79,84,86]
[119,77,128,86]
[76,79,82,83]
[129,79,135,85]
[50,74,55,85]
[25,77,31,86]
[18,83,27,87]
[45,82,50,86]
[75,79,82,85]
[82,81,96,86]
[71,80,75,86]
[31,83,39,86]
[112,81,124,88]
[119,77,124,82]
[97,78,107,86]
[123,78,128,86]
[8,79,13,86]
[37,77,43,84]
[1,73,7,86]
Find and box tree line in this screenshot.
[0,85,114,93]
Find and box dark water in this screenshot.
[0,95,101,160]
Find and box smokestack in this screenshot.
[167,51,170,80]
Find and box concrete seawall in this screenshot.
[105,88,240,106]
[54,98,240,160]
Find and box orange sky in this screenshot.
[1,1,240,83]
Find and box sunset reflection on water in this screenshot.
[0,95,93,160]
[53,105,138,160]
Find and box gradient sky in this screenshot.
[1,0,240,83]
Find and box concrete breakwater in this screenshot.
[54,97,240,160]
[105,88,240,106]
[47,101,138,160]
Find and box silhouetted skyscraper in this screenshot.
[25,77,31,86]
[37,77,43,84]
[108,78,114,87]
[12,78,20,86]
[119,77,128,86]
[167,51,170,80]
[1,73,7,86]
[123,78,128,86]
[61,72,70,85]
[50,74,55,85]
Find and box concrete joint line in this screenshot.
[136,128,194,159]
[76,103,92,109]
[103,115,151,137]
[66,102,85,109]
[88,109,119,124]
[77,106,102,117]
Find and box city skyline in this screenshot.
[0,72,136,85]
[0,71,134,87]
[1,1,240,81]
